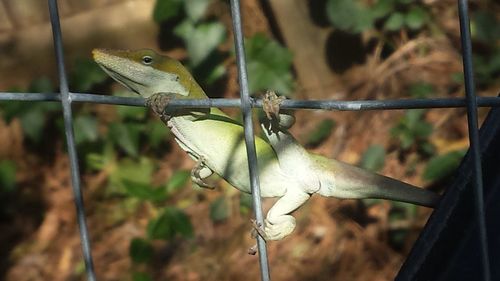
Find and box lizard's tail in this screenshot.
[317,158,440,208]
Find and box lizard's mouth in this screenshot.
[99,64,146,95]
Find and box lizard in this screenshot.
[92,48,439,245]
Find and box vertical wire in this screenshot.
[457,1,491,280]
[47,1,97,280]
[229,0,271,280]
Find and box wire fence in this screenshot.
[0,0,495,280]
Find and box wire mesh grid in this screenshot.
[0,0,495,280]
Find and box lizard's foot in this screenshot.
[247,244,258,255]
[251,217,296,241]
[191,156,216,189]
[247,219,267,255]
[251,219,269,241]
[262,91,295,132]
[145,93,172,120]
[262,90,286,120]
[262,216,297,241]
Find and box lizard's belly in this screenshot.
[168,116,287,197]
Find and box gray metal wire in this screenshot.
[458,1,490,280]
[229,0,271,280]
[0,0,492,280]
[2,92,500,110]
[47,0,96,280]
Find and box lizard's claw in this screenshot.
[251,219,269,241]
[248,219,268,255]
[191,156,216,189]
[145,93,173,121]
[248,244,258,255]
[263,90,285,121]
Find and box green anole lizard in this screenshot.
[93,48,439,246]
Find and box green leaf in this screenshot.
[487,52,500,74]
[384,12,405,31]
[20,109,46,142]
[129,238,154,264]
[74,115,98,145]
[132,272,153,281]
[391,109,433,150]
[210,196,230,222]
[472,11,500,43]
[326,0,373,33]
[245,33,295,95]
[399,131,415,149]
[108,123,142,157]
[116,106,147,121]
[451,72,464,84]
[70,58,108,92]
[85,143,115,171]
[370,0,395,20]
[184,0,211,22]
[114,157,155,186]
[409,82,434,98]
[405,109,425,128]
[405,6,428,30]
[419,141,435,156]
[304,119,336,147]
[192,53,226,86]
[29,77,54,93]
[0,160,16,193]
[360,145,386,172]
[153,0,183,22]
[165,170,190,193]
[174,21,226,67]
[123,180,168,201]
[147,121,170,148]
[147,207,193,240]
[239,193,253,214]
[413,121,433,138]
[423,150,466,181]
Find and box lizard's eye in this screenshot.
[142,55,153,65]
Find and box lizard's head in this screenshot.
[92,49,206,99]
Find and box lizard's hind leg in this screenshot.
[257,189,311,241]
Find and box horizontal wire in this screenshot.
[1,92,500,110]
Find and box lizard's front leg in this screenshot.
[191,155,216,189]
[145,92,174,122]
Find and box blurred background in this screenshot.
[0,0,499,280]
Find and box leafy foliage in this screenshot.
[0,77,60,143]
[245,33,295,96]
[123,180,168,202]
[390,109,434,154]
[423,150,466,181]
[210,196,230,222]
[326,0,373,33]
[360,145,386,172]
[304,119,336,147]
[408,82,434,98]
[0,160,16,193]
[152,0,183,22]
[132,272,153,281]
[470,11,500,87]
[174,21,226,67]
[147,207,193,240]
[129,238,154,264]
[70,58,108,92]
[74,116,98,145]
[155,0,227,87]
[326,0,431,34]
